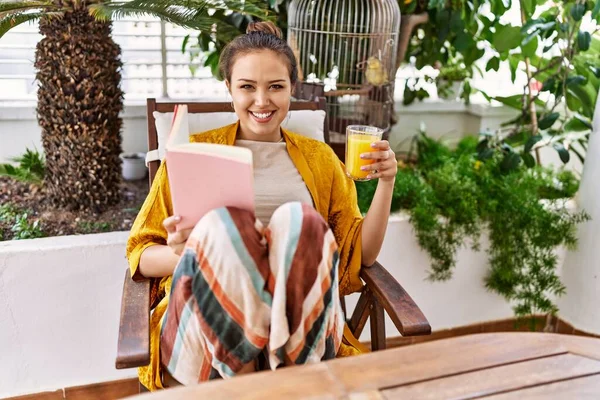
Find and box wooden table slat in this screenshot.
[327,333,572,392]
[382,353,600,400]
[130,362,343,400]
[481,374,600,399]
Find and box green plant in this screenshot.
[181,1,281,79]
[11,213,45,240]
[356,133,589,319]
[0,147,45,184]
[78,221,112,234]
[0,204,45,240]
[400,0,600,137]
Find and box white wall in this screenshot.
[0,232,137,398]
[557,96,600,334]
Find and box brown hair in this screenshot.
[219,21,298,85]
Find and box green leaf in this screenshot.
[509,56,520,83]
[566,75,587,86]
[522,36,538,58]
[525,135,543,152]
[0,11,47,38]
[494,94,522,109]
[0,1,54,13]
[541,78,555,92]
[564,115,592,131]
[522,0,537,18]
[181,34,190,53]
[568,84,595,117]
[538,112,560,130]
[454,31,475,52]
[566,90,584,111]
[593,0,600,19]
[501,152,522,172]
[553,143,570,163]
[486,57,500,72]
[479,148,495,160]
[522,152,536,168]
[493,25,522,52]
[577,31,591,51]
[570,3,586,21]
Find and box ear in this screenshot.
[225,80,231,92]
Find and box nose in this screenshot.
[254,89,270,107]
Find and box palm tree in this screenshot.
[0,0,272,212]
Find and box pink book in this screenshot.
[165,105,254,231]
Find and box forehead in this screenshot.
[231,50,290,81]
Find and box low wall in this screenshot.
[0,213,580,397]
[0,232,137,398]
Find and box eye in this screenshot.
[270,84,284,90]
[240,84,254,90]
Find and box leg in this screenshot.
[160,207,272,384]
[266,202,345,368]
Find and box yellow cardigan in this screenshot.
[126,122,365,390]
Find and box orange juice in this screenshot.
[345,133,380,180]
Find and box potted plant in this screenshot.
[119,152,147,181]
[435,63,471,100]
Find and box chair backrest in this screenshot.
[145,98,329,185]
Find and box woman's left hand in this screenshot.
[360,140,397,183]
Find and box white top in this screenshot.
[235,139,314,226]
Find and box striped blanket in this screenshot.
[160,202,345,384]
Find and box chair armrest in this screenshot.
[361,261,431,336]
[115,269,151,369]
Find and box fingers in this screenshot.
[360,150,390,160]
[163,215,181,234]
[360,161,386,172]
[167,228,193,247]
[371,140,390,150]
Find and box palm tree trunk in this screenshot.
[35,7,124,212]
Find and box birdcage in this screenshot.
[288,0,401,142]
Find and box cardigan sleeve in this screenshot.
[327,152,364,296]
[126,162,173,281]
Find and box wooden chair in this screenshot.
[115,97,431,388]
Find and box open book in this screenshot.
[165,105,254,231]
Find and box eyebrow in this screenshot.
[237,79,286,84]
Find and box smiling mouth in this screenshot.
[250,111,274,120]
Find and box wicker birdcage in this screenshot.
[288,0,401,142]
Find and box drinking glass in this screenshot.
[345,125,384,181]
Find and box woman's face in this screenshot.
[227,49,292,142]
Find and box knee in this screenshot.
[270,202,328,234]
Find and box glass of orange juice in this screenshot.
[345,125,384,181]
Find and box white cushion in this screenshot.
[152,109,326,162]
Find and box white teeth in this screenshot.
[251,111,273,119]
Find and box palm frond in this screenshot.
[0,11,59,38]
[89,0,273,30]
[0,1,55,15]
[89,1,214,31]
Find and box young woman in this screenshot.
[126,21,398,390]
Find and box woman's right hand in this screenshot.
[163,215,193,256]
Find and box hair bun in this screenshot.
[246,21,283,40]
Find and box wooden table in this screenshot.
[129,332,600,399]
